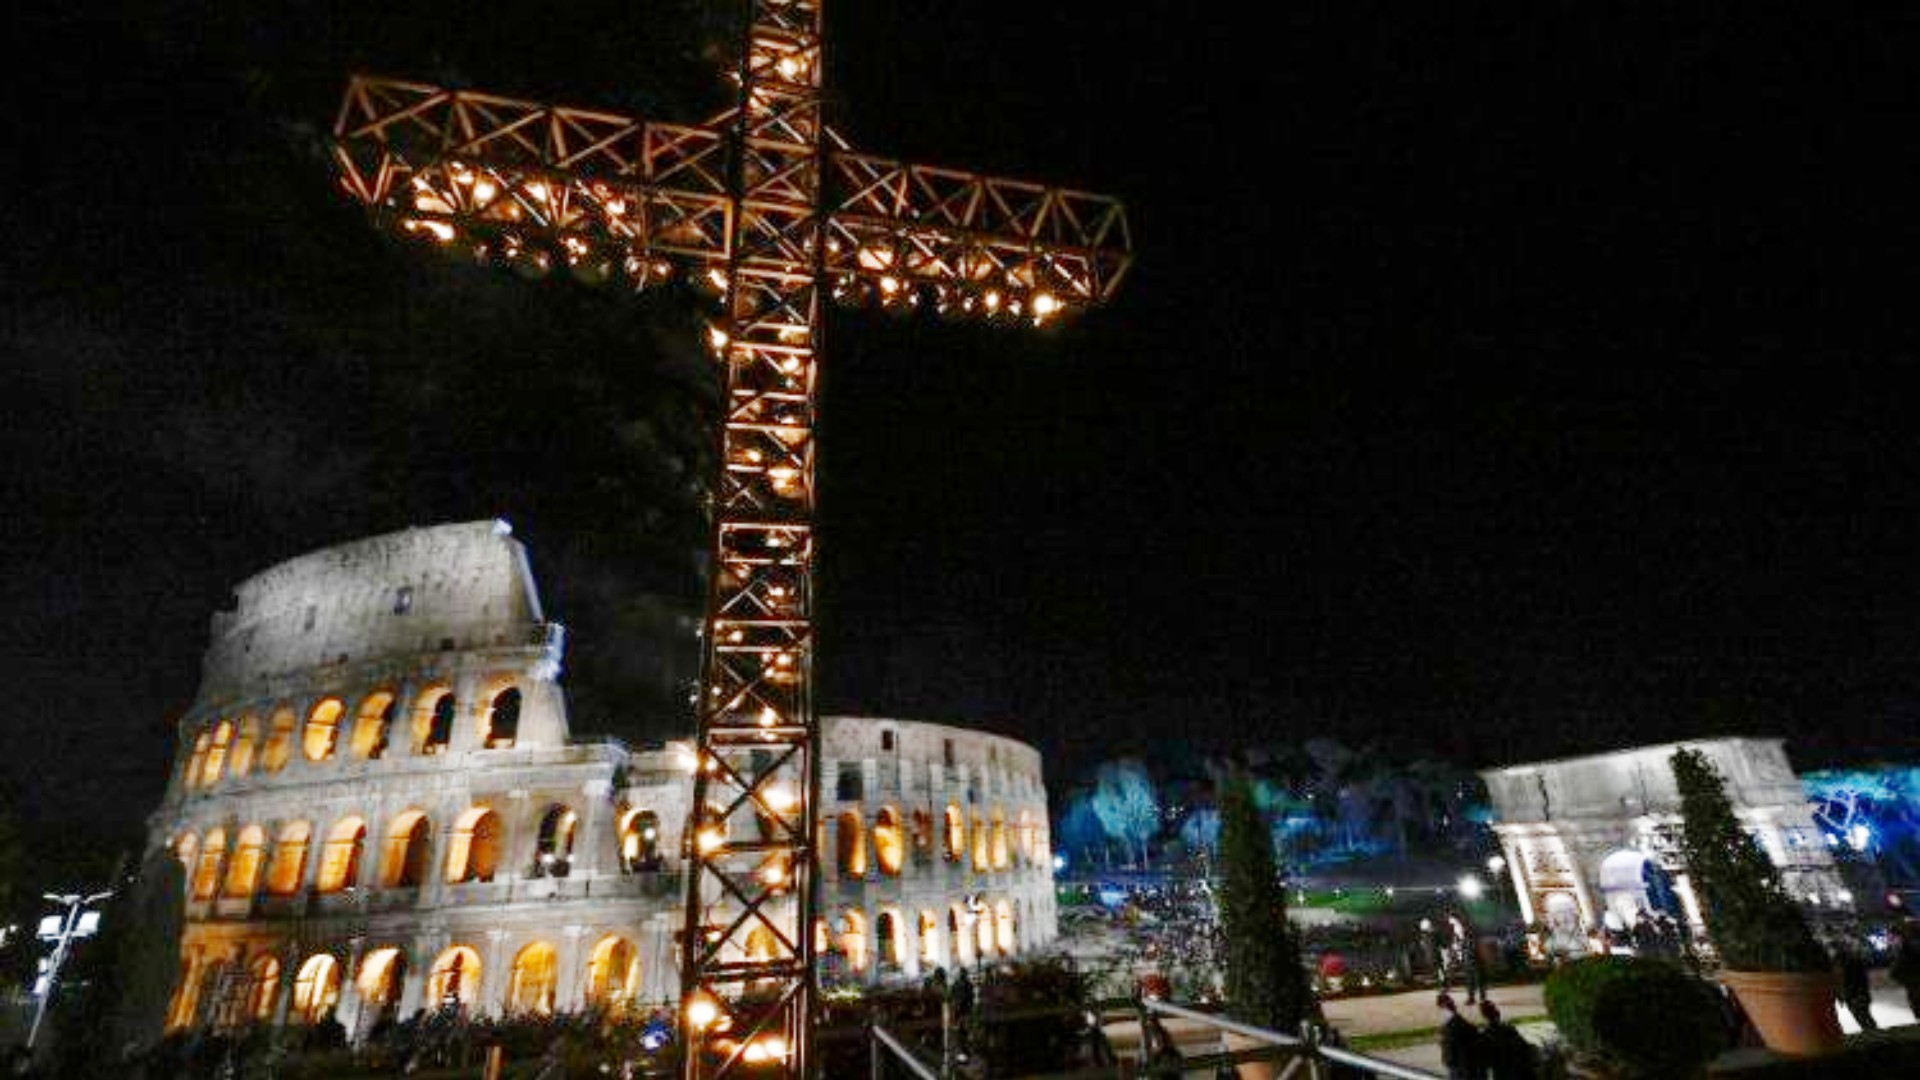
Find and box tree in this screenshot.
[1216,774,1314,1033]
[1056,794,1110,869]
[1091,760,1159,868]
[1179,808,1221,860]
[1670,748,1826,972]
[51,849,184,1076]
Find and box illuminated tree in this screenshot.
[1092,760,1159,868]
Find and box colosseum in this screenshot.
[149,521,1055,1035]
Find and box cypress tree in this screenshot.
[1216,774,1314,1031]
[1669,748,1826,972]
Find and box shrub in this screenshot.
[1545,957,1726,1078]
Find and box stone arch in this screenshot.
[911,809,934,865]
[229,715,259,778]
[994,899,1016,955]
[975,902,995,958]
[619,808,662,872]
[507,942,558,1014]
[266,821,312,896]
[292,953,341,1023]
[427,945,482,1008]
[223,825,266,898]
[185,728,211,790]
[990,808,1009,871]
[350,691,396,760]
[971,811,990,871]
[917,910,940,966]
[944,805,965,863]
[357,947,406,1019]
[380,810,433,888]
[873,806,905,877]
[412,685,455,755]
[191,827,226,900]
[303,698,345,762]
[445,806,501,883]
[482,683,522,749]
[201,720,234,787]
[261,706,296,772]
[585,935,640,1009]
[534,804,577,877]
[838,910,868,972]
[317,815,367,893]
[245,955,280,1022]
[837,811,867,878]
[875,908,903,970]
[948,905,974,966]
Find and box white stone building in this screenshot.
[149,522,1054,1035]
[1480,738,1846,953]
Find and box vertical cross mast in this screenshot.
[681,2,826,1076]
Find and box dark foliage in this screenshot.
[1545,956,1726,1077]
[1216,774,1314,1033]
[1670,748,1828,972]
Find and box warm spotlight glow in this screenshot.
[697,828,724,853]
[685,993,719,1031]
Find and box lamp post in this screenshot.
[28,889,113,1049]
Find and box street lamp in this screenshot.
[1486,854,1506,878]
[29,889,113,1049]
[1456,875,1486,902]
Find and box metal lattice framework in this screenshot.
[329,3,1129,1076]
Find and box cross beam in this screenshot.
[329,3,1129,1076]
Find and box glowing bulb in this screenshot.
[473,178,498,202]
[765,784,797,811]
[776,55,802,80]
[525,181,549,202]
[759,706,780,727]
[878,275,900,295]
[1032,292,1061,319]
[761,863,786,885]
[685,994,719,1031]
[709,325,729,350]
[697,828,724,853]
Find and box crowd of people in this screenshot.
[1437,993,1536,1080]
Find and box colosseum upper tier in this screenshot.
[151,521,1055,1035]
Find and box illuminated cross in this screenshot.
[329,3,1129,1075]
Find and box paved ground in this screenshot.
[1324,974,1920,1074]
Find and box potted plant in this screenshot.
[1670,748,1841,1055]
[1544,956,1726,1077]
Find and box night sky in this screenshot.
[10,2,1920,859]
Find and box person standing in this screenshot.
[1890,923,1920,1021]
[1833,940,1877,1031]
[1437,993,1485,1080]
[1477,1001,1537,1080]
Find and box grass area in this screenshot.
[1346,1014,1547,1053]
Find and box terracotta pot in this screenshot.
[1720,968,1844,1057]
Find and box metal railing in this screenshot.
[1144,999,1441,1080]
[869,1024,944,1080]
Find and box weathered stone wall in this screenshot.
[148,525,1058,1034]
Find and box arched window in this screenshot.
[428,946,481,1008]
[745,926,780,964]
[483,686,521,749]
[223,825,266,898]
[185,729,211,790]
[229,716,259,778]
[316,816,367,893]
[201,721,233,786]
[586,935,640,1009]
[918,910,940,965]
[191,828,226,900]
[445,807,501,883]
[995,900,1016,955]
[619,809,661,872]
[245,955,280,1022]
[173,832,199,875]
[1017,810,1035,865]
[381,811,433,888]
[303,699,344,762]
[533,804,577,877]
[837,811,867,878]
[261,706,296,772]
[949,906,974,966]
[911,810,934,865]
[975,904,995,958]
[944,806,965,862]
[874,807,905,877]
[291,954,340,1024]
[971,813,990,871]
[875,910,902,970]
[414,688,455,755]
[350,692,396,760]
[266,821,311,896]
[357,948,405,1018]
[507,942,558,1015]
[990,809,1009,871]
[839,911,868,972]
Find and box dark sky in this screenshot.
[10,1,1920,853]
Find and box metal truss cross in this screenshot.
[329,3,1130,1075]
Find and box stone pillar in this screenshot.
[558,925,588,1012]
[1500,836,1534,924]
[482,929,510,1017]
[577,778,611,877]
